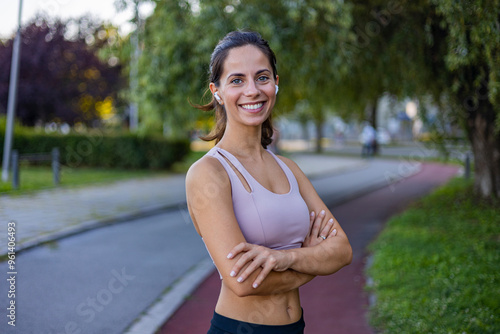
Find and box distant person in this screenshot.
[360,123,376,157]
[186,31,352,334]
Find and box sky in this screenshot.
[0,0,155,39]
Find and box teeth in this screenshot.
[241,103,263,110]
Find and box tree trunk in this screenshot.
[368,99,379,155]
[300,121,309,141]
[315,119,323,153]
[465,102,500,198]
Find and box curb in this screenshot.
[3,201,186,257]
[363,165,463,324]
[124,258,215,334]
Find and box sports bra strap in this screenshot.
[212,148,254,193]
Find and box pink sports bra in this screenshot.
[206,147,310,250]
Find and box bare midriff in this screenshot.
[215,283,302,325]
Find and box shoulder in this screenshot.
[275,154,319,202]
[186,154,230,192]
[274,154,307,179]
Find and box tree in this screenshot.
[0,16,124,126]
[339,0,499,198]
[352,0,499,198]
[428,0,500,198]
[397,1,499,198]
[136,0,216,137]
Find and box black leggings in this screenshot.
[207,310,305,334]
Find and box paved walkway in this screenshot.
[159,163,460,334]
[0,154,365,256]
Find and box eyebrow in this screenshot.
[227,69,271,78]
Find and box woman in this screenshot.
[186,31,352,334]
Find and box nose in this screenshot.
[244,80,260,97]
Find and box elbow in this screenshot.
[225,279,253,297]
[321,242,353,276]
[344,243,353,266]
[338,237,353,268]
[234,286,252,298]
[337,237,353,268]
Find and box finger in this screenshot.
[328,228,338,238]
[307,211,315,237]
[227,242,250,259]
[319,218,335,239]
[236,257,267,283]
[311,209,325,237]
[230,249,257,277]
[251,264,274,289]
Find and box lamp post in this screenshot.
[128,0,141,131]
[1,0,23,182]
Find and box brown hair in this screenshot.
[195,30,277,148]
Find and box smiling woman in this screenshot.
[211,45,278,129]
[186,30,352,334]
[194,31,278,148]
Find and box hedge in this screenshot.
[0,130,191,170]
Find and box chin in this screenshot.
[243,114,270,127]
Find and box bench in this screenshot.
[10,148,60,190]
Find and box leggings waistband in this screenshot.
[208,310,305,334]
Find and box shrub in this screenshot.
[0,129,190,170]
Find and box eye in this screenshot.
[231,78,243,84]
[257,75,270,82]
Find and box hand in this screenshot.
[302,210,337,248]
[226,243,292,289]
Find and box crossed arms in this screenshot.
[186,154,352,297]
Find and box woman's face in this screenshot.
[210,45,279,128]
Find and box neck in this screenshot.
[218,123,264,158]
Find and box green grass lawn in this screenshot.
[0,165,169,194]
[367,178,500,333]
[0,150,208,195]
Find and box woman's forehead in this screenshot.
[223,45,272,76]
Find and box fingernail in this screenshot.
[310,211,315,217]
[237,277,243,283]
[253,283,258,288]
[320,210,325,215]
[227,253,233,259]
[230,271,236,277]
[333,229,337,235]
[329,218,334,223]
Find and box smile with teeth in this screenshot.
[241,102,264,110]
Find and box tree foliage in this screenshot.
[0,16,125,126]
[137,0,499,197]
[137,0,353,144]
[340,0,499,198]
[385,0,499,198]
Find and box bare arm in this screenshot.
[186,156,314,297]
[281,155,353,275]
